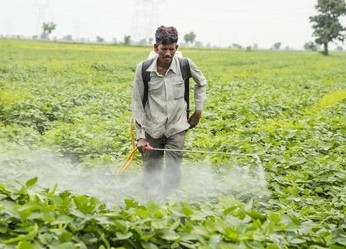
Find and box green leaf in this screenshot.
[223,206,237,215]
[140,232,156,242]
[116,232,133,240]
[47,183,58,197]
[290,238,305,244]
[141,241,159,249]
[59,232,73,243]
[38,233,54,245]
[334,236,346,246]
[4,224,38,244]
[50,242,76,249]
[268,212,281,224]
[26,177,38,187]
[246,210,266,222]
[124,198,139,209]
[17,241,34,249]
[162,230,180,241]
[73,195,100,214]
[0,183,10,195]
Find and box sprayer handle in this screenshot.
[143,145,153,151]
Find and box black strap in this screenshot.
[179,57,191,117]
[141,57,191,116]
[141,57,155,108]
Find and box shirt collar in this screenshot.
[146,56,179,74]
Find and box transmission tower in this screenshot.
[74,21,81,40]
[131,0,164,44]
[34,0,49,36]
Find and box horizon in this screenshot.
[0,0,345,50]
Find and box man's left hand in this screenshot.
[188,111,202,129]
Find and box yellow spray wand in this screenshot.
[116,118,137,175]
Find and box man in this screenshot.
[132,25,207,195]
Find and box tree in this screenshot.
[309,0,346,55]
[272,42,282,50]
[194,41,203,48]
[63,35,73,41]
[41,21,56,40]
[138,38,147,45]
[304,41,318,51]
[231,43,242,49]
[123,35,131,45]
[184,32,196,45]
[96,36,104,43]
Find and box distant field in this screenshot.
[0,39,345,248]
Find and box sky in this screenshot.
[0,0,345,49]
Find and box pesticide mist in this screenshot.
[0,145,269,206]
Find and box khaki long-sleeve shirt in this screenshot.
[132,55,207,140]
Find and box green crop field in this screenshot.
[0,39,345,248]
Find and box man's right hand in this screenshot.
[136,138,153,153]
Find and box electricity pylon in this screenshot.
[131,0,164,44]
[34,0,49,36]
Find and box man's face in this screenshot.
[155,43,178,64]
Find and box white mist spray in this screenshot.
[0,147,269,206]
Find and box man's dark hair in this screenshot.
[155,25,178,44]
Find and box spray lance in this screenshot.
[153,147,265,184]
[116,119,265,185]
[142,146,265,183]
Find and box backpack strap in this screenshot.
[178,57,192,117]
[141,57,192,116]
[141,57,156,108]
